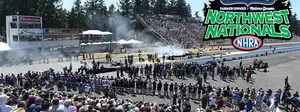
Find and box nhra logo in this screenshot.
[221,0,275,5]
[232,35,263,51]
[203,0,292,51]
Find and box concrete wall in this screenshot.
[9,40,79,49]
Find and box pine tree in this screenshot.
[108,4,116,16]
[175,0,190,17]
[195,11,199,18]
[167,0,176,15]
[118,0,132,17]
[68,0,87,29]
[203,3,208,18]
[153,0,167,14]
[133,0,142,16]
[85,0,108,30]
[141,0,150,15]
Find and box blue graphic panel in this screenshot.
[221,0,275,5]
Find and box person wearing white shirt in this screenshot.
[209,97,216,109]
[0,94,13,112]
[56,99,77,112]
[85,85,91,96]
[209,92,216,98]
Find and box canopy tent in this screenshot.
[128,39,143,44]
[101,31,113,35]
[117,39,130,44]
[0,42,11,51]
[80,41,118,45]
[117,39,143,44]
[82,30,113,35]
[80,43,87,46]
[92,42,103,45]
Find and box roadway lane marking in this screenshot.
[289,56,298,59]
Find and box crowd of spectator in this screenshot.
[0,58,298,112]
[142,15,207,48]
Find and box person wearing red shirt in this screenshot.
[216,97,224,110]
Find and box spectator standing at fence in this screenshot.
[246,100,255,112]
[202,94,208,110]
[281,90,291,105]
[85,84,91,96]
[169,83,173,96]
[152,80,156,96]
[209,96,216,110]
[140,66,144,77]
[78,83,84,94]
[203,72,207,82]
[157,81,162,96]
[274,88,281,106]
[197,84,202,101]
[239,101,246,111]
[116,69,120,78]
[192,85,197,101]
[232,91,240,111]
[216,97,224,110]
[147,81,152,95]
[163,82,168,97]
[172,92,177,105]
[188,83,193,98]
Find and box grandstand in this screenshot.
[138,14,300,48]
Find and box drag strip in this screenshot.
[160,44,300,65]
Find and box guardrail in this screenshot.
[197,48,300,64]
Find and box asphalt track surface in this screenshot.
[1,44,300,111]
[193,44,300,64]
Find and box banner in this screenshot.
[19,16,41,22]
[44,29,82,34]
[65,29,83,34]
[44,29,63,34]
[18,29,43,35]
[101,80,114,86]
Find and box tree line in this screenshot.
[0,0,299,37]
[0,0,192,33]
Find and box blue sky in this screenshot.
[62,0,299,17]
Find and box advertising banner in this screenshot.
[44,29,63,34]
[18,29,43,35]
[203,0,292,51]
[65,29,83,34]
[44,29,82,34]
[19,16,41,22]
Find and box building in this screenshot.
[4,15,83,63]
[6,15,82,50]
